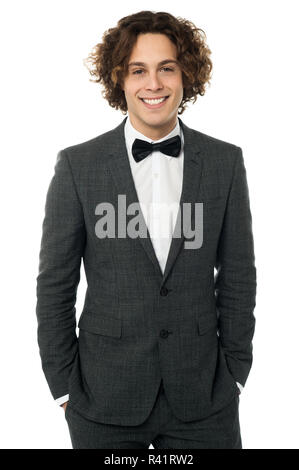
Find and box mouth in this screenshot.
[139,95,170,109]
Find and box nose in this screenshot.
[145,72,163,91]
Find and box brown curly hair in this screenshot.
[83,10,213,115]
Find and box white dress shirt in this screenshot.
[56,115,243,406]
[125,115,184,274]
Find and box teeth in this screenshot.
[143,97,167,105]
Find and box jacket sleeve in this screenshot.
[214,146,257,387]
[35,149,86,400]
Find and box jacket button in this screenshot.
[160,287,169,296]
[160,329,170,339]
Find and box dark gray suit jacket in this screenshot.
[36,116,256,425]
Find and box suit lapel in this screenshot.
[104,116,206,286]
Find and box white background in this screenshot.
[1,0,298,449]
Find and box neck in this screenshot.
[128,114,178,141]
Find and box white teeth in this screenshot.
[142,97,167,105]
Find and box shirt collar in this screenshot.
[124,114,183,162]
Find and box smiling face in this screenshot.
[122,33,184,140]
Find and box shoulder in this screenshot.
[61,126,116,162]
[183,125,243,173]
[180,118,242,155]
[191,126,241,153]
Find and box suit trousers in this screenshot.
[64,380,242,449]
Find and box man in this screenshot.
[36,11,256,449]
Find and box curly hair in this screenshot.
[83,10,213,115]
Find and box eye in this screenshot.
[132,67,175,75]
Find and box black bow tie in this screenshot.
[132,135,181,163]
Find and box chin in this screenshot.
[143,117,167,127]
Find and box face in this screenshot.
[122,33,184,140]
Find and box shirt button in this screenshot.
[154,173,158,178]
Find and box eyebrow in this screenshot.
[128,59,179,68]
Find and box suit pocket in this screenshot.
[78,311,122,338]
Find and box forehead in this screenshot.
[128,33,178,64]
